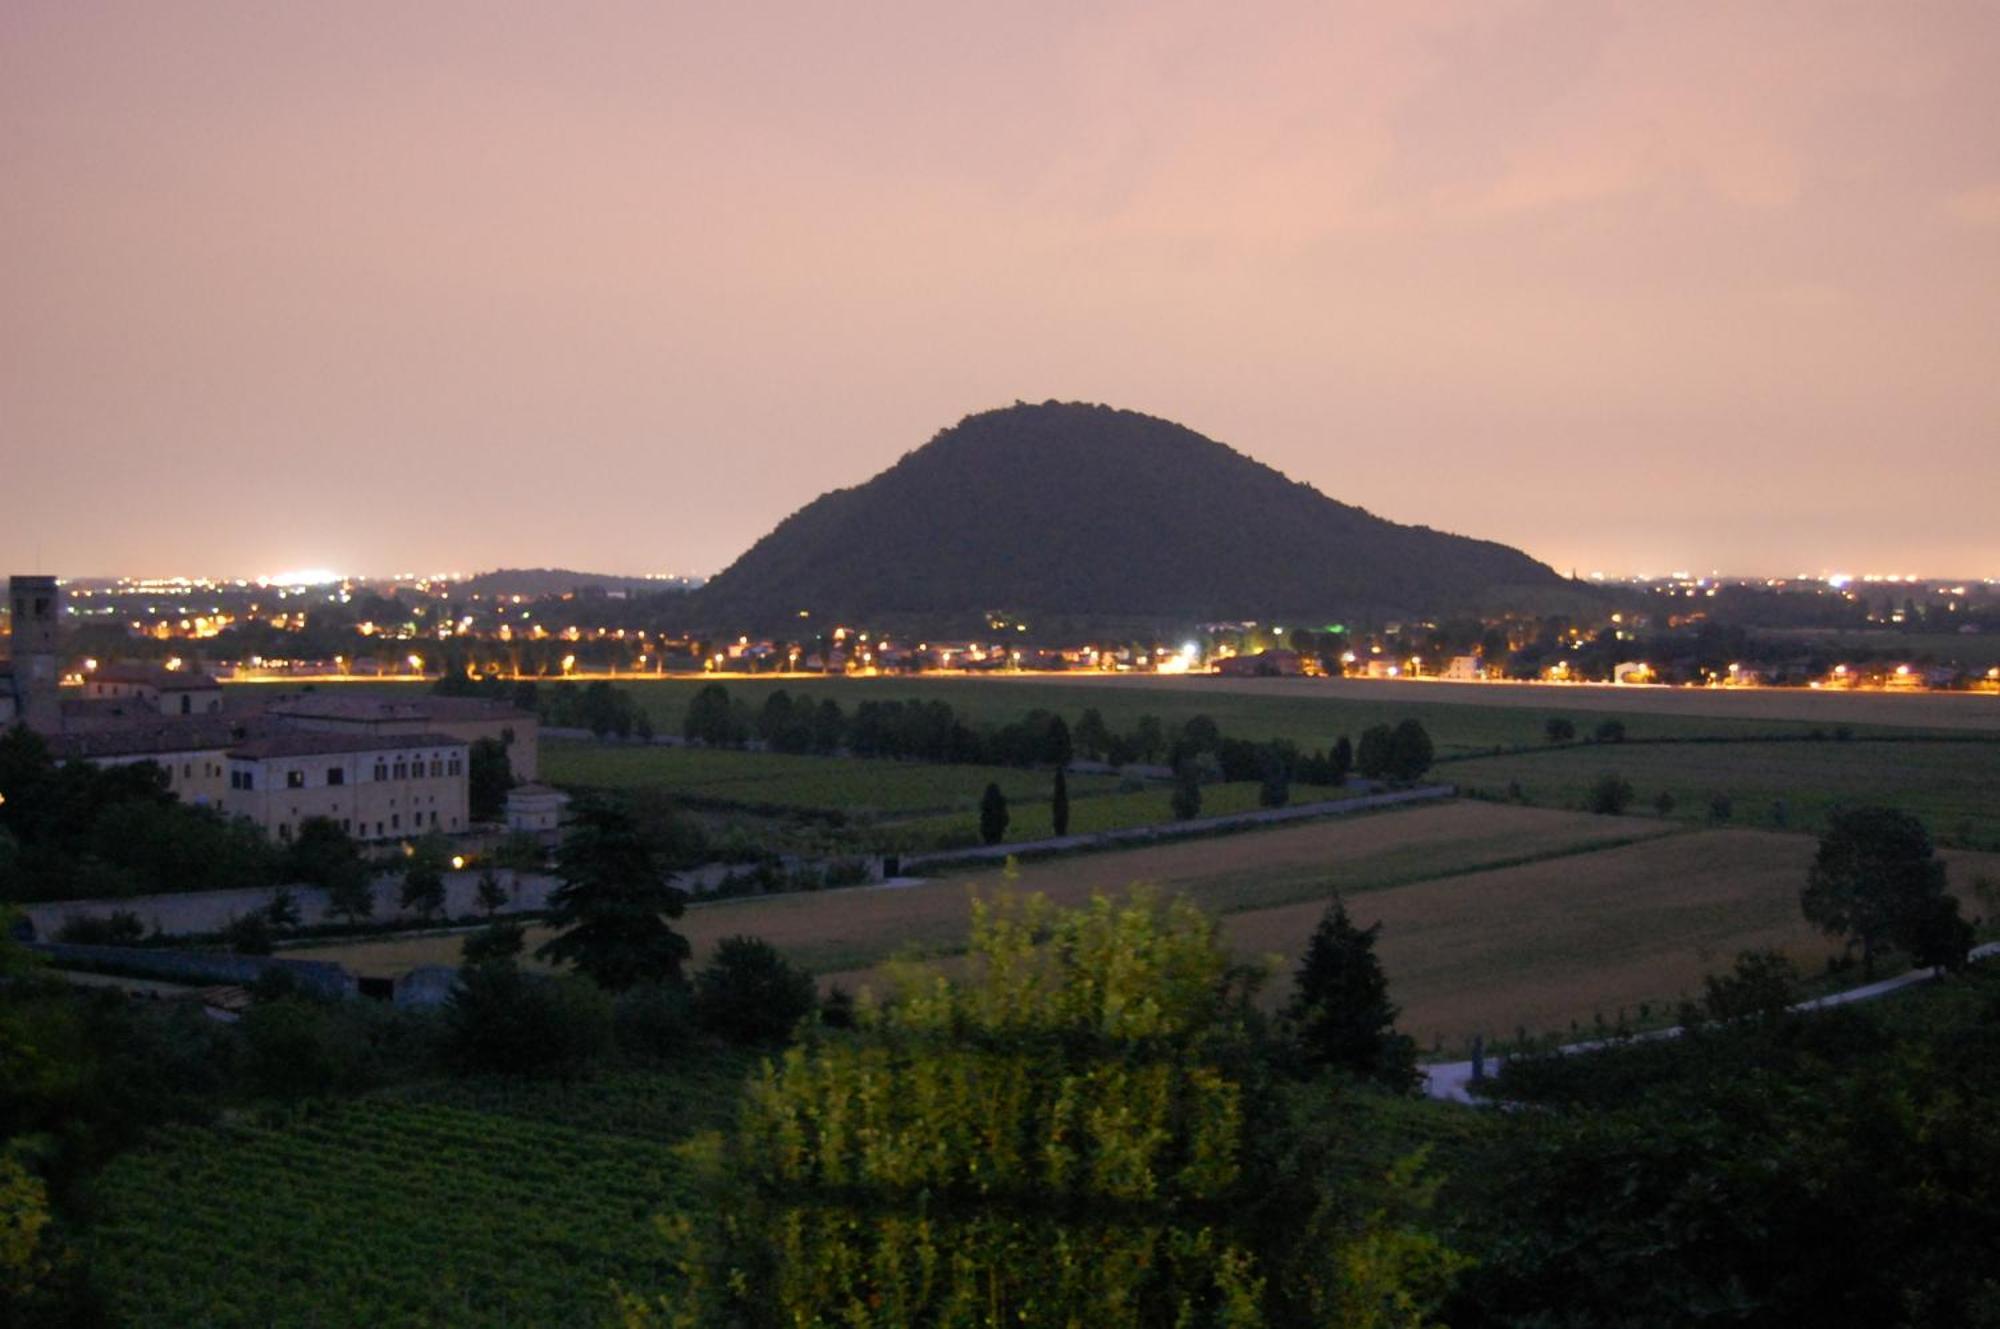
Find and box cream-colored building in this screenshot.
[222,731,471,844]
[50,718,236,808]
[263,694,538,781]
[504,783,571,835]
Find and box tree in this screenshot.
[1043,714,1073,768]
[475,868,509,917]
[290,818,373,923]
[621,888,1463,1328]
[1386,719,1434,781]
[1545,717,1576,744]
[979,782,1010,846]
[1170,760,1202,820]
[264,886,302,932]
[692,935,818,1045]
[1051,767,1071,837]
[535,799,691,991]
[399,833,450,922]
[461,919,526,969]
[1355,724,1394,779]
[1594,719,1627,743]
[1802,806,1950,978]
[1074,708,1112,762]
[683,684,740,747]
[443,964,612,1078]
[1903,893,1975,974]
[1284,896,1418,1090]
[467,737,515,822]
[1330,734,1354,783]
[1588,772,1635,815]
[221,911,274,955]
[1258,750,1291,809]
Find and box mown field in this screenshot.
[541,739,1349,850]
[1444,736,2000,848]
[541,740,1123,815]
[578,674,1958,757]
[299,797,2000,1055]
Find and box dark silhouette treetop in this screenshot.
[697,401,1564,626]
[537,799,691,991]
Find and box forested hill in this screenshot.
[696,401,1568,628]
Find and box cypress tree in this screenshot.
[979,783,1010,846]
[1052,767,1071,837]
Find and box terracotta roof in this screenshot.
[48,716,248,760]
[226,731,468,760]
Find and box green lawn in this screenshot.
[542,740,1120,816]
[577,676,1913,758]
[1445,737,2000,848]
[882,778,1356,852]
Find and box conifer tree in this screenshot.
[1051,767,1071,837]
[1285,896,1417,1089]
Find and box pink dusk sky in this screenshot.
[4,2,1997,581]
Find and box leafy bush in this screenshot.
[55,910,146,946]
[1587,773,1635,815]
[443,967,612,1078]
[693,936,817,1046]
[614,982,698,1061]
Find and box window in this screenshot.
[448,759,462,776]
[373,762,387,781]
[179,694,191,715]
[430,760,443,778]
[391,814,400,830]
[393,762,407,779]
[341,819,351,832]
[286,769,305,789]
[327,767,344,786]
[182,763,192,778]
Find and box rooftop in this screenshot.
[90,662,222,691]
[262,694,531,723]
[227,731,470,760]
[48,717,248,760]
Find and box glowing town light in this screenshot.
[450,856,466,871]
[407,654,424,671]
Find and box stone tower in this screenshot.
[7,575,62,733]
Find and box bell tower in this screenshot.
[7,575,61,733]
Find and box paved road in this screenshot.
[1423,940,2000,1104]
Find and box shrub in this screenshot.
[1545,717,1576,744]
[55,910,146,946]
[614,981,697,1061]
[1588,773,1635,816]
[693,936,817,1046]
[443,967,612,1078]
[240,998,356,1101]
[1594,719,1626,743]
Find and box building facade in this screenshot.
[222,732,471,843]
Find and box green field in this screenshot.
[84,1057,757,1327]
[881,777,1356,851]
[541,740,1120,816]
[563,675,1915,757]
[1444,737,2000,848]
[87,1100,688,1326]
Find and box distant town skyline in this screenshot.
[5,4,1997,579]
